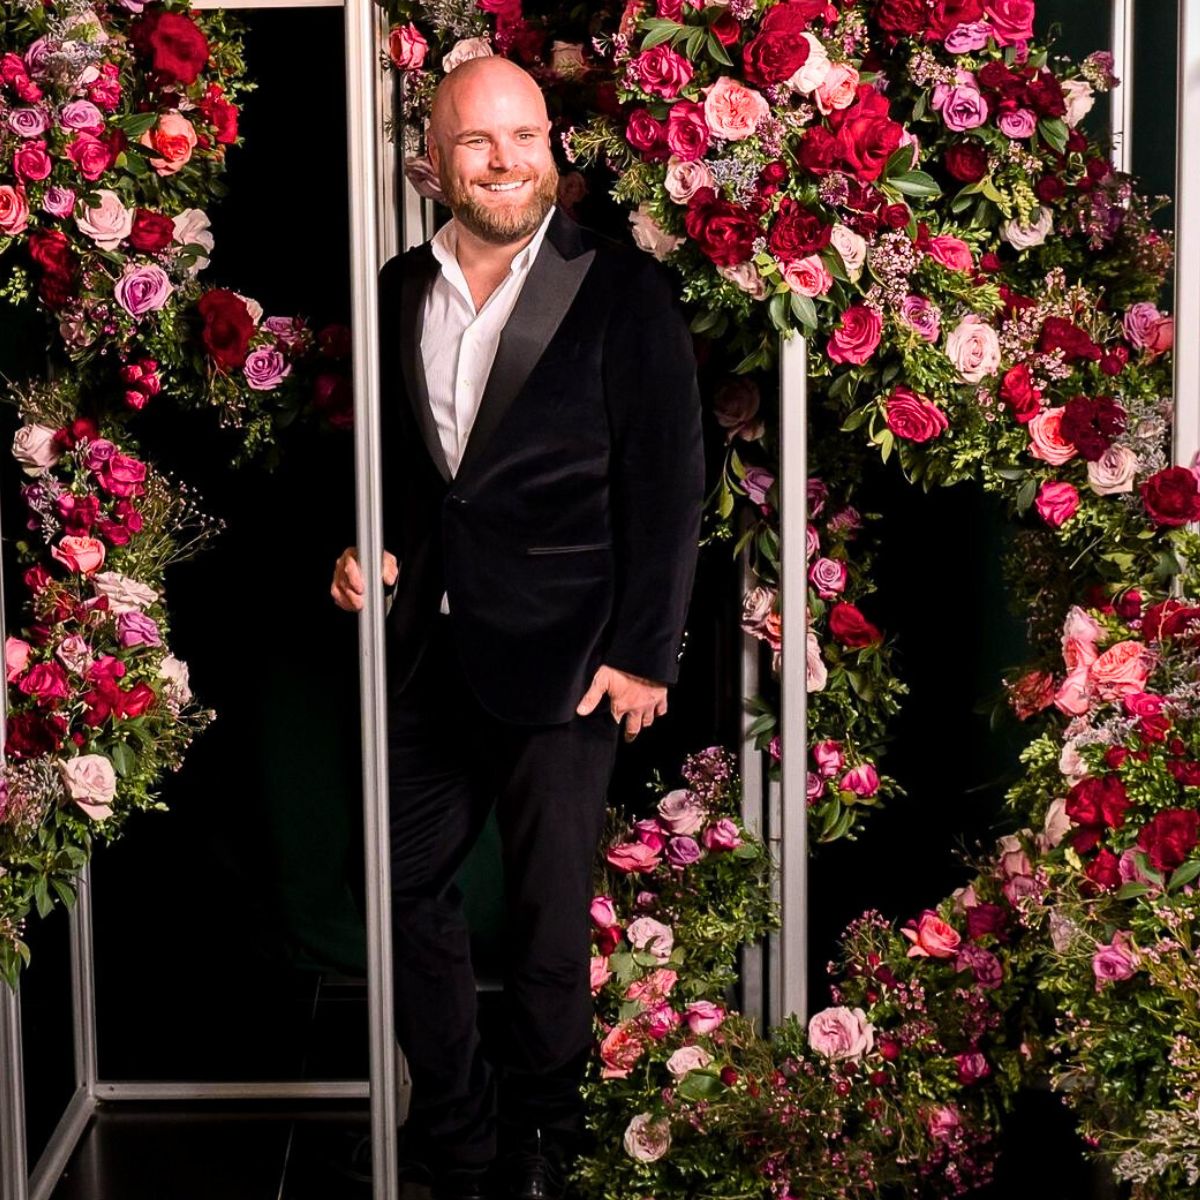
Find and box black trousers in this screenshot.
[386,613,619,1167]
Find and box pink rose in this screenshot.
[665,1045,713,1078]
[1092,930,1138,990]
[939,84,989,132]
[590,895,618,928]
[634,44,693,98]
[589,955,611,994]
[808,557,847,598]
[387,23,428,70]
[827,304,882,365]
[657,788,705,835]
[702,75,769,141]
[928,1105,963,1144]
[138,111,198,176]
[643,1002,680,1040]
[812,740,844,777]
[840,763,880,797]
[0,185,29,235]
[807,1005,874,1060]
[902,910,961,959]
[782,254,833,297]
[664,155,714,201]
[599,1021,645,1079]
[813,62,859,115]
[1061,605,1102,669]
[1087,445,1139,496]
[1027,408,1077,466]
[998,108,1037,139]
[925,236,973,272]
[634,818,667,853]
[984,0,1035,46]
[701,817,742,851]
[65,132,112,182]
[5,637,31,683]
[606,841,661,873]
[1123,303,1174,358]
[625,967,678,1007]
[945,315,1000,383]
[57,752,117,821]
[1035,481,1080,527]
[51,535,105,575]
[684,999,725,1034]
[1053,663,1092,716]
[956,1052,991,1084]
[626,916,674,962]
[1088,640,1154,700]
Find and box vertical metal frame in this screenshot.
[1111,0,1136,174]
[1177,0,1200,467]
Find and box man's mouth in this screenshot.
[478,179,531,194]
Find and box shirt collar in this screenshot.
[430,203,556,280]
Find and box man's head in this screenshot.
[426,55,559,247]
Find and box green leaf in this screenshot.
[706,31,733,67]
[640,18,683,49]
[1038,118,1069,154]
[883,146,914,179]
[840,406,871,433]
[111,742,135,778]
[1169,860,1200,891]
[888,171,941,199]
[676,1069,724,1101]
[789,291,817,332]
[690,308,723,335]
[1115,882,1151,901]
[1016,475,1038,513]
[768,291,790,333]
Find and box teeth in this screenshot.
[482,181,526,191]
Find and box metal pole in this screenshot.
[1111,0,1135,173]
[777,333,809,1025]
[738,548,765,1029]
[68,863,97,1099]
[1177,0,1200,467]
[345,0,398,1197]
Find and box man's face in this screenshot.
[429,73,558,246]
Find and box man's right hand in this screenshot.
[331,546,399,612]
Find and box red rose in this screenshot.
[875,0,927,36]
[1035,176,1066,204]
[6,711,67,758]
[312,373,353,429]
[833,87,903,182]
[130,9,211,86]
[13,139,51,181]
[1066,775,1130,852]
[1167,760,1200,786]
[798,125,840,174]
[827,304,883,365]
[1027,70,1068,118]
[128,209,176,254]
[28,229,78,310]
[196,288,256,370]
[944,141,989,184]
[684,189,761,267]
[1060,395,1126,462]
[198,85,238,144]
[828,602,882,648]
[712,12,742,45]
[1137,809,1200,873]
[1143,598,1200,641]
[1084,848,1121,891]
[767,197,831,262]
[742,3,816,87]
[120,682,157,719]
[1140,466,1200,528]
[884,386,948,443]
[998,363,1041,424]
[928,0,984,38]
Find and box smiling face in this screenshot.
[427,57,559,246]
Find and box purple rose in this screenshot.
[8,107,49,138]
[243,345,291,391]
[59,100,105,133]
[41,186,76,217]
[114,265,173,318]
[84,440,117,471]
[23,37,50,75]
[900,294,940,342]
[117,611,160,649]
[956,1052,991,1084]
[997,108,1036,139]
[809,556,848,598]
[743,467,775,507]
[954,943,1003,989]
[665,835,702,868]
[1092,930,1138,989]
[944,21,991,52]
[939,85,990,132]
[261,315,306,346]
[807,771,825,801]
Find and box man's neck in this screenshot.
[452,211,546,278]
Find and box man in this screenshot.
[331,53,703,1200]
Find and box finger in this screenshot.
[576,672,608,715]
[624,711,643,741]
[344,555,364,595]
[654,697,668,718]
[383,552,399,585]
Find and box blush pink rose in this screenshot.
[1088,640,1154,700]
[626,916,674,962]
[1027,408,1077,465]
[589,955,611,995]
[807,1005,874,1060]
[138,111,197,176]
[782,253,833,297]
[813,62,859,115]
[1061,605,1102,669]
[684,999,725,1034]
[51,535,105,575]
[57,752,117,821]
[902,910,961,959]
[702,75,769,141]
[657,788,705,835]
[1053,663,1092,716]
[945,314,1000,382]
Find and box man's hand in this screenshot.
[331,546,399,612]
[576,665,668,742]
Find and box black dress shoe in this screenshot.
[500,1128,569,1200]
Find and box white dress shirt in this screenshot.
[421,203,556,614]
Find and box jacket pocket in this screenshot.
[525,542,612,555]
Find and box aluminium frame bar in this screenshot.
[1111,0,1136,174]
[1177,0,1200,467]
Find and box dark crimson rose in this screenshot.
[883,203,910,228]
[318,323,351,358]
[1137,713,1171,745]
[1140,466,1200,528]
[23,565,50,592]
[28,229,78,310]
[767,197,831,262]
[760,160,789,185]
[196,289,256,370]
[998,363,1041,424]
[1100,345,1130,376]
[1084,848,1121,891]
[684,189,761,267]
[595,925,620,956]
[1028,70,1068,117]
[1115,589,1143,620]
[1035,175,1065,204]
[6,711,67,758]
[1104,746,1129,769]
[928,0,984,37]
[129,9,211,86]
[56,493,100,534]
[1137,809,1200,873]
[798,125,839,174]
[828,602,882,648]
[833,87,903,182]
[712,12,743,45]
[1038,315,1102,362]
[98,520,133,546]
[875,0,926,36]
[977,62,1020,95]
[54,417,99,452]
[1167,760,1200,786]
[1060,395,1126,461]
[1066,775,1130,852]
[128,209,175,254]
[1143,598,1200,641]
[966,903,1008,941]
[884,386,948,442]
[312,373,353,430]
[944,141,989,184]
[742,2,817,86]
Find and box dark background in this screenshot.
[5,2,1180,1196]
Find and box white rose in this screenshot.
[665,1045,713,1078]
[623,1113,670,1163]
[717,261,767,299]
[786,32,831,94]
[1040,796,1072,852]
[57,753,117,821]
[829,224,867,281]
[806,629,827,693]
[1001,205,1053,251]
[75,189,133,250]
[443,37,493,73]
[1087,444,1139,495]
[92,570,159,614]
[12,424,61,476]
[235,293,264,324]
[159,655,193,707]
[629,207,684,261]
[1061,79,1095,127]
[172,208,214,274]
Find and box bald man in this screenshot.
[333,55,704,1200]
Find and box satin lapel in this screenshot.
[398,245,452,484]
[453,236,596,486]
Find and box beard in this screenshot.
[438,161,560,245]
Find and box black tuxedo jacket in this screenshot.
[377,205,704,725]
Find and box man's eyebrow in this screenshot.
[456,126,543,137]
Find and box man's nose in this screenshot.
[488,137,520,171]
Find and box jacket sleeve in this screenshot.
[600,257,705,686]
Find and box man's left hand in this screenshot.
[576,665,668,742]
